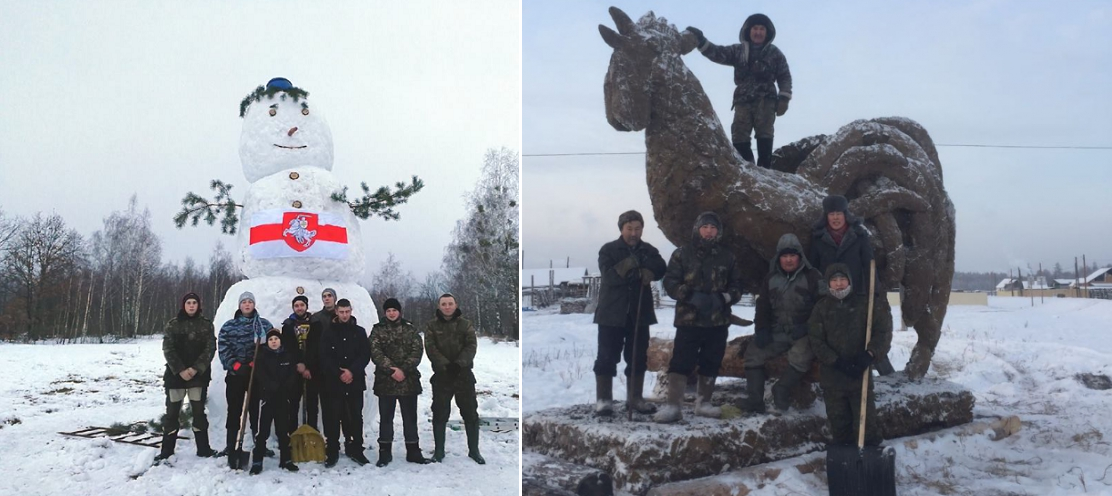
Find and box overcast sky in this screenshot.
[523,0,1112,275]
[0,0,520,282]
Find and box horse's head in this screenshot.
[599,7,698,132]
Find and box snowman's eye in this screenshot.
[269,108,277,117]
[302,108,310,116]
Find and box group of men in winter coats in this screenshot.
[156,288,487,473]
[594,194,892,448]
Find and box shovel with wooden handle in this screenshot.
[228,342,260,470]
[826,260,897,496]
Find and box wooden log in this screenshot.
[646,335,821,381]
[523,452,615,496]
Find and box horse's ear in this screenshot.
[609,6,635,35]
[599,25,624,49]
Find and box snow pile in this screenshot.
[524,297,1112,494]
[0,336,519,496]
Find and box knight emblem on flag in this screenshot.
[248,210,349,259]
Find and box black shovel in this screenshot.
[826,260,897,496]
[228,342,260,470]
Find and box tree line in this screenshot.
[0,197,241,342]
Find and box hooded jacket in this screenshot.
[807,263,892,389]
[696,13,793,106]
[754,233,825,338]
[663,212,744,327]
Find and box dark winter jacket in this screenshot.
[424,309,478,388]
[369,317,424,397]
[162,309,216,389]
[253,345,298,401]
[217,310,272,373]
[809,215,876,296]
[807,264,892,390]
[318,316,371,394]
[663,215,744,328]
[696,14,792,107]
[593,237,667,327]
[754,234,825,340]
[280,311,313,365]
[304,307,336,377]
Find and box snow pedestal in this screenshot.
[205,277,379,446]
[523,375,974,495]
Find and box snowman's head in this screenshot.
[239,78,334,183]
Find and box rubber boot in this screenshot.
[734,141,755,163]
[194,429,216,458]
[324,444,340,468]
[772,366,806,412]
[627,373,657,414]
[465,420,486,465]
[153,434,176,464]
[594,375,613,416]
[346,441,370,466]
[874,353,896,376]
[741,367,767,413]
[432,422,446,462]
[375,442,392,467]
[405,442,430,464]
[756,138,774,169]
[694,375,722,418]
[653,373,687,423]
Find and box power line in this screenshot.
[523,143,1112,157]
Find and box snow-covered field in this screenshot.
[524,297,1112,495]
[0,336,520,496]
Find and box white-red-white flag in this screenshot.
[248,210,349,260]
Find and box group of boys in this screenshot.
[156,289,487,474]
[594,194,892,448]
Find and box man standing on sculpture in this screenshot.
[742,233,823,413]
[425,293,485,464]
[686,14,792,168]
[593,210,667,416]
[655,212,743,423]
[809,195,896,375]
[808,264,891,446]
[318,298,371,467]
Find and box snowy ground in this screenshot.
[0,336,520,496]
[523,297,1112,495]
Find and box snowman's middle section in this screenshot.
[238,167,365,282]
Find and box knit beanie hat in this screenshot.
[383,298,402,312]
[266,328,282,340]
[322,288,337,298]
[182,292,201,307]
[238,292,255,304]
[292,295,309,307]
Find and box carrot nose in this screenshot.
[288,127,298,137]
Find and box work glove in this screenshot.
[231,361,251,376]
[689,291,718,317]
[790,323,809,340]
[614,255,639,278]
[834,357,862,378]
[685,26,706,47]
[639,268,655,285]
[754,329,773,349]
[853,350,875,372]
[776,97,789,117]
[446,363,462,376]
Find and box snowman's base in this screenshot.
[207,276,380,438]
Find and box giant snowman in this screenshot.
[206,78,380,440]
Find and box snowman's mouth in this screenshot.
[273,144,307,149]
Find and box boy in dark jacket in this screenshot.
[250,328,299,474]
[808,264,892,447]
[155,292,216,464]
[280,295,312,434]
[319,298,371,467]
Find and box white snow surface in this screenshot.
[0,336,520,495]
[523,297,1112,495]
[236,168,365,281]
[239,91,333,183]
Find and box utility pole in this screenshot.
[1083,255,1089,298]
[1075,257,1081,298]
[1039,262,1044,303]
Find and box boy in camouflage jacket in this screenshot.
[369,298,429,466]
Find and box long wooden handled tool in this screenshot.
[229,342,261,470]
[858,260,876,448]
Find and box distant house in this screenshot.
[995,268,1112,299]
[522,267,594,308]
